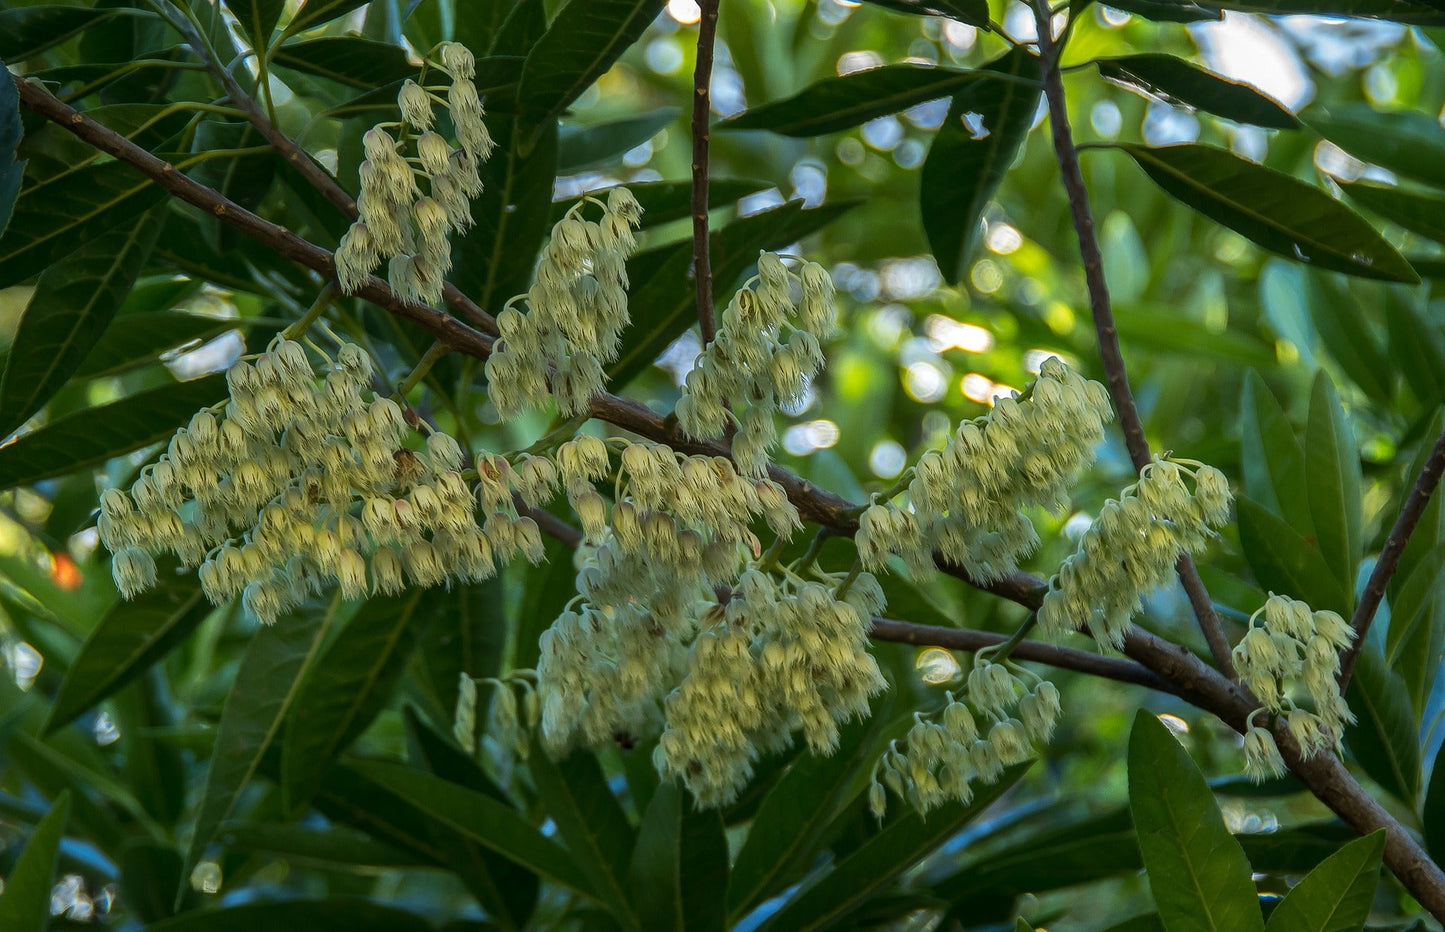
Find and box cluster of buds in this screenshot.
[485,189,644,419]
[871,656,1059,816]
[655,570,887,807]
[856,357,1113,583]
[1235,593,1356,779]
[454,672,538,761]
[335,41,493,304]
[675,253,838,477]
[1037,456,1231,651]
[98,338,541,624]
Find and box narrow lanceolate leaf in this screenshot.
[223,0,286,55]
[1196,0,1445,21]
[0,160,167,290]
[1128,711,1264,932]
[1091,0,1221,22]
[759,766,1027,931]
[181,599,337,900]
[280,0,372,39]
[281,589,432,812]
[45,581,210,735]
[557,109,681,172]
[0,7,125,62]
[1303,373,1363,597]
[518,0,665,128]
[0,209,165,439]
[74,312,236,379]
[1236,497,1348,614]
[855,0,989,24]
[1340,181,1445,244]
[628,783,728,932]
[1307,105,1445,190]
[720,64,993,138]
[1307,277,1394,404]
[1097,54,1297,129]
[547,179,768,227]
[0,791,70,932]
[270,37,416,89]
[1111,143,1419,283]
[1343,646,1421,806]
[1426,741,1445,861]
[0,373,226,490]
[529,751,637,923]
[145,899,432,932]
[923,47,1041,284]
[0,57,23,241]
[1262,830,1383,932]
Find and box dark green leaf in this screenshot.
[512,535,576,672]
[145,899,433,932]
[414,579,508,720]
[1308,105,1445,190]
[530,750,637,922]
[0,208,165,439]
[1307,277,1394,404]
[0,7,127,62]
[1262,830,1383,932]
[922,48,1042,284]
[224,0,286,55]
[1343,645,1420,805]
[558,108,680,172]
[1389,409,1445,715]
[490,0,546,56]
[548,179,768,227]
[1128,710,1264,932]
[220,822,426,867]
[0,373,226,490]
[452,0,516,53]
[271,37,417,89]
[281,0,373,39]
[182,599,337,896]
[0,160,167,290]
[1114,303,1277,368]
[721,64,994,138]
[1425,740,1445,861]
[74,311,237,379]
[1198,0,1445,21]
[1341,182,1445,244]
[1111,142,1419,283]
[190,122,277,251]
[45,581,210,734]
[0,59,22,241]
[1236,496,1349,614]
[610,198,858,390]
[0,791,70,932]
[628,782,728,932]
[760,766,1027,931]
[120,840,187,924]
[856,0,990,24]
[1304,372,1363,597]
[282,589,432,811]
[1097,54,1297,129]
[1095,0,1222,22]
[1385,294,1445,408]
[4,734,128,851]
[518,0,666,129]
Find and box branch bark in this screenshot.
[690,0,722,345]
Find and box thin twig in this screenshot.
[690,0,722,344]
[1028,0,1235,681]
[1338,424,1445,689]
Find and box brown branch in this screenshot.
[690,0,721,345]
[1029,1,1235,682]
[1339,424,1445,688]
[22,72,1445,921]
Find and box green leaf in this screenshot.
[1092,0,1222,21]
[1198,0,1445,21]
[347,759,606,901]
[548,179,769,227]
[1425,741,1445,861]
[1236,496,1349,614]
[0,57,22,242]
[1240,371,1317,532]
[1263,830,1383,932]
[1304,373,1363,597]
[628,782,728,932]
[558,109,680,172]
[0,208,165,439]
[1111,143,1419,283]
[1127,711,1264,932]
[518,0,665,129]
[224,0,286,55]
[220,822,425,867]
[414,579,508,721]
[529,750,637,923]
[1341,182,1445,244]
[181,598,337,899]
[1097,54,1297,129]
[1307,105,1445,190]
[1306,277,1394,405]
[720,64,994,138]
[1343,645,1420,805]
[281,0,373,39]
[855,0,990,24]
[281,589,432,812]
[145,899,433,932]
[0,160,167,290]
[271,37,417,89]
[1385,294,1445,408]
[1386,545,1445,714]
[0,7,127,62]
[45,581,210,735]
[0,373,226,490]
[609,198,858,390]
[0,791,70,932]
[120,839,187,924]
[760,768,1027,931]
[73,311,237,379]
[922,48,1041,284]
[190,122,277,252]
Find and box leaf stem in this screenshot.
[396,341,452,401]
[691,0,722,345]
[281,283,340,341]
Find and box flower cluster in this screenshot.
[98,338,541,624]
[1235,593,1356,779]
[485,189,645,419]
[1037,457,1231,651]
[870,657,1060,816]
[335,42,493,304]
[855,357,1113,583]
[675,253,837,476]
[655,570,887,806]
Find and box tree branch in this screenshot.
[1339,423,1445,688]
[690,0,721,345]
[1028,1,1235,682]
